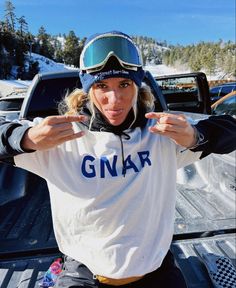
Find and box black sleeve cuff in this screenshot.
[190,115,236,158]
[0,122,35,161]
[8,125,34,153]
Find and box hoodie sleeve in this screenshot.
[190,115,236,158]
[0,117,34,163]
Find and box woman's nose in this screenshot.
[107,89,121,103]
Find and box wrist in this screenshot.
[20,128,36,152]
[188,125,205,149]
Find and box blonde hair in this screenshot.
[58,84,155,129]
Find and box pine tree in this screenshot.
[4,0,16,32]
[25,60,39,79]
[0,20,6,32]
[51,36,64,62]
[163,50,171,66]
[17,16,28,37]
[37,26,54,59]
[63,30,81,67]
[189,54,202,72]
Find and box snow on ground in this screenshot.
[144,64,190,77]
[30,53,227,80]
[27,52,74,73]
[25,53,236,81]
[0,80,30,88]
[0,53,77,97]
[31,52,188,76]
[0,79,31,97]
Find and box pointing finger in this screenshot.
[145,112,166,120]
[146,112,187,125]
[45,115,88,125]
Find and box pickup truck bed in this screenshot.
[0,234,235,288]
[0,155,235,288]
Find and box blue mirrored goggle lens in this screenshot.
[81,36,142,70]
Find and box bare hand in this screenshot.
[21,115,87,151]
[145,112,196,148]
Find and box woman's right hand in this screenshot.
[21,115,87,151]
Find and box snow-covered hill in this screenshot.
[8,52,233,92]
[28,52,189,76]
[144,64,190,77]
[27,52,76,73]
[30,52,231,80]
[1,52,234,97]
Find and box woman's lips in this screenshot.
[106,109,124,117]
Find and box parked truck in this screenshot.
[0,70,235,288]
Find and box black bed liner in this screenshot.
[0,234,235,288]
[0,167,56,256]
[0,162,235,287]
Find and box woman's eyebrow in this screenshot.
[95,79,132,84]
[119,79,132,83]
[95,80,106,84]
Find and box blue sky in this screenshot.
[0,0,235,45]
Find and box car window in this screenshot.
[220,85,235,96]
[213,95,236,116]
[209,86,221,103]
[210,86,221,94]
[25,77,81,118]
[157,76,198,96]
[0,98,24,111]
[156,76,201,112]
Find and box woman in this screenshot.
[1,31,236,288]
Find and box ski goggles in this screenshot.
[80,34,143,72]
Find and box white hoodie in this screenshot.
[14,118,201,278]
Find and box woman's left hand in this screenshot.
[145,112,196,148]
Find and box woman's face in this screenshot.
[91,78,137,126]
